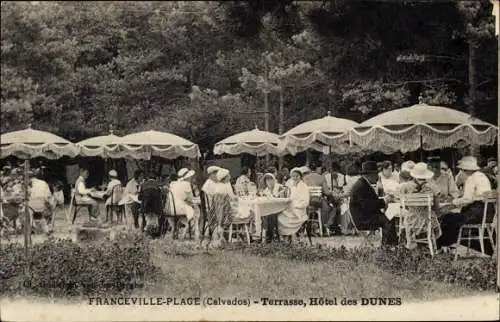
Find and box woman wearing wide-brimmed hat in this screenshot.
[437,156,494,251]
[168,168,199,239]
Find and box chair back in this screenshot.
[482,190,497,226]
[308,186,322,198]
[110,185,124,205]
[165,190,177,216]
[401,193,433,218]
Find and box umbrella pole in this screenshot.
[23,159,31,278]
[419,135,424,161]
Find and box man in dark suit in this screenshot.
[349,161,398,245]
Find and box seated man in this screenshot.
[29,169,55,234]
[303,164,340,235]
[438,156,494,251]
[349,161,397,245]
[139,171,164,234]
[74,168,100,219]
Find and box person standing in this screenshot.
[124,169,144,229]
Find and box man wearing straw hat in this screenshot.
[437,156,494,250]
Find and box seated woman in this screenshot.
[278,168,310,242]
[167,168,199,239]
[235,167,253,196]
[262,173,286,197]
[379,161,399,196]
[400,162,442,249]
[261,173,286,241]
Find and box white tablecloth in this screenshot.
[238,197,292,233]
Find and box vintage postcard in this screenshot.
[1,1,499,321]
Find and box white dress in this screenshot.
[169,180,195,220]
[278,180,310,235]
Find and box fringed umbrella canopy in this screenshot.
[118,130,200,160]
[1,125,78,159]
[214,127,283,156]
[279,111,360,155]
[76,131,124,158]
[350,103,498,154]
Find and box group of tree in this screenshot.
[1,0,497,154]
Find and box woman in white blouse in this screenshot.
[262,173,286,198]
[278,168,310,240]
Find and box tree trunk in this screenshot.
[467,40,479,156]
[278,84,284,170]
[264,59,270,167]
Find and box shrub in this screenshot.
[0,231,161,297]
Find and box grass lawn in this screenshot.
[132,240,484,303]
[2,207,492,304]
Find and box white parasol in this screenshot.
[214,127,283,156]
[350,103,498,154]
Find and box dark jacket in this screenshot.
[348,176,388,230]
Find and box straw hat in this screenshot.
[457,156,480,171]
[410,162,434,180]
[216,168,230,182]
[300,166,311,174]
[207,166,220,174]
[177,168,195,180]
[401,160,416,172]
[108,169,118,177]
[290,167,303,176]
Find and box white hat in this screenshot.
[401,160,416,172]
[216,168,230,182]
[290,167,303,176]
[177,168,195,180]
[410,162,434,180]
[109,170,118,177]
[457,156,480,171]
[300,166,311,174]
[177,168,188,178]
[207,166,220,174]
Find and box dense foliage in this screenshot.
[1,1,497,152]
[0,232,160,297]
[226,242,497,291]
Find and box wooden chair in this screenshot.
[70,188,92,224]
[224,214,252,245]
[106,185,125,224]
[454,191,497,260]
[306,186,324,237]
[401,193,437,257]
